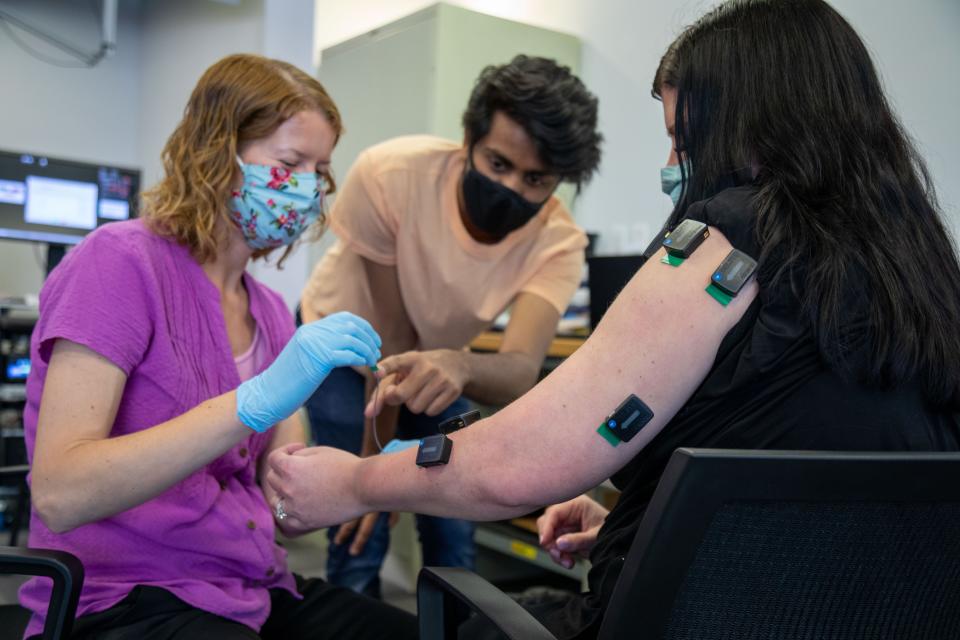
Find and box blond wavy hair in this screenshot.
[142,53,342,266]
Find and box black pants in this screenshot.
[58,575,417,640]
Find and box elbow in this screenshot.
[31,480,80,534]
[491,356,541,405]
[510,354,541,396]
[474,459,542,516]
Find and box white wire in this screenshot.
[371,375,383,452]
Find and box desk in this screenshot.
[470,331,586,358]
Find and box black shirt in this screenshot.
[548,186,960,639]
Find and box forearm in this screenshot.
[33,391,251,532]
[354,439,542,522]
[460,349,541,405]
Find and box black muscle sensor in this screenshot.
[416,434,453,467]
[662,219,709,258]
[597,394,655,446]
[438,409,481,435]
[710,249,758,296]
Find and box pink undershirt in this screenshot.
[234,324,269,382]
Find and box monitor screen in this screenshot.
[6,357,30,380]
[587,254,648,330]
[0,150,140,245]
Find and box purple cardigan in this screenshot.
[20,220,298,636]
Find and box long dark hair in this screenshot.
[653,0,960,407]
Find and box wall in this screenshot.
[137,0,319,310]
[0,0,142,296]
[138,0,265,190]
[1,1,957,294]
[313,0,960,254]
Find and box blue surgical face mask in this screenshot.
[229,158,325,250]
[660,163,687,207]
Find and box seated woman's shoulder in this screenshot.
[61,220,183,278]
[685,185,761,256]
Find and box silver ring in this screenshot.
[275,498,288,521]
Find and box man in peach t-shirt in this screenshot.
[300,55,603,597]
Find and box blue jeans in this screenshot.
[304,366,476,598]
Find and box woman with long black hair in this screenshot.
[266,2,960,637]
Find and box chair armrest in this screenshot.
[417,567,556,640]
[0,464,29,477]
[0,546,84,640]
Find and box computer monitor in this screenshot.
[587,254,648,330]
[0,149,140,247]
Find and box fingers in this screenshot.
[424,387,460,417]
[279,442,307,456]
[302,317,382,367]
[404,375,447,415]
[264,466,284,497]
[333,518,359,546]
[331,513,381,555]
[323,312,382,350]
[364,372,398,418]
[375,352,418,378]
[349,512,380,556]
[325,332,381,367]
[556,528,600,555]
[546,546,577,569]
[537,508,560,546]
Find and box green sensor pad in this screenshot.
[597,423,621,447]
[660,253,686,267]
[597,394,655,447]
[705,283,734,306]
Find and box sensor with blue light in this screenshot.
[661,219,709,266]
[596,394,655,447]
[706,249,757,306]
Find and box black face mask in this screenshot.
[460,165,548,240]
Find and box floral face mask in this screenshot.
[229,158,325,250]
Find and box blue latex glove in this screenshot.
[382,438,421,454]
[237,312,381,432]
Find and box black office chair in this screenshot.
[418,448,960,639]
[1,464,31,546]
[0,546,83,640]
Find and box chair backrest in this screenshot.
[0,546,84,640]
[599,449,960,640]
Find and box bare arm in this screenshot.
[31,340,253,533]
[267,228,758,526]
[461,291,559,405]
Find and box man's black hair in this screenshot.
[462,55,602,189]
